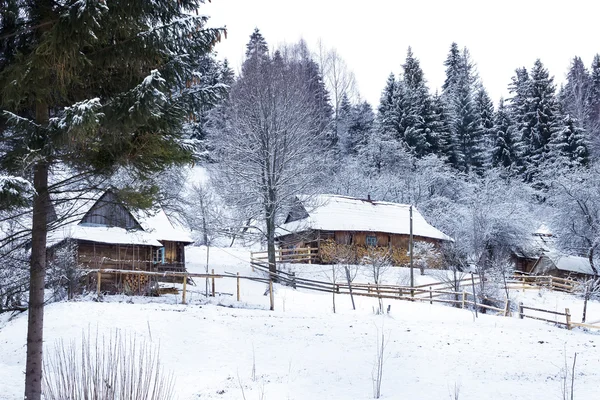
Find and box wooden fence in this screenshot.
[85,265,600,332]
[508,274,577,293]
[251,248,319,265]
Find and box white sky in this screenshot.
[204,0,600,108]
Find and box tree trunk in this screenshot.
[588,245,598,276]
[25,160,50,400]
[266,209,277,281]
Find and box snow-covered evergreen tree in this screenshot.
[526,59,562,173]
[550,113,590,167]
[559,56,591,133]
[0,2,225,397]
[491,99,518,169]
[475,87,495,165]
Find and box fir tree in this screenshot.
[0,1,225,398]
[474,87,495,165]
[442,42,462,94]
[550,113,590,167]
[346,101,374,155]
[432,91,456,165]
[491,99,518,168]
[527,59,561,170]
[560,56,591,132]
[377,73,400,140]
[507,67,532,165]
[588,54,600,148]
[401,47,434,156]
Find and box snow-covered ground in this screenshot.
[1,246,599,399]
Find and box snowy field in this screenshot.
[1,246,599,399]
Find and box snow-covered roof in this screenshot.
[48,225,163,247]
[533,224,553,237]
[48,190,193,247]
[277,195,452,241]
[134,208,193,243]
[537,251,596,275]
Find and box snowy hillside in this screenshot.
[1,246,600,400]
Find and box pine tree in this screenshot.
[550,113,589,167]
[560,56,591,132]
[431,91,454,163]
[377,73,400,140]
[491,99,518,168]
[474,87,495,165]
[346,101,374,155]
[0,2,225,398]
[442,42,462,94]
[401,47,434,156]
[527,59,561,170]
[441,44,484,173]
[588,54,600,148]
[507,67,532,166]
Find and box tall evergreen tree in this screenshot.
[559,56,591,133]
[507,67,532,166]
[527,59,561,170]
[401,47,435,156]
[550,113,590,167]
[491,99,518,168]
[442,42,462,94]
[588,54,600,149]
[0,1,224,398]
[474,87,495,164]
[377,73,400,140]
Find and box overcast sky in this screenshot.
[204,0,600,108]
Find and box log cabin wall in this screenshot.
[331,231,440,250]
[76,241,154,271]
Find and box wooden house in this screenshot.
[512,225,555,274]
[47,190,193,293]
[275,195,452,265]
[531,251,597,280]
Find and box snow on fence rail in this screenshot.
[508,274,577,293]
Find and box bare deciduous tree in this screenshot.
[212,47,327,277]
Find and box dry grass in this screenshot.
[43,329,175,400]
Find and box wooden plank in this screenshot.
[570,322,600,330]
[182,274,187,305]
[521,305,567,316]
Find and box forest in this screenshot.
[1,2,600,398]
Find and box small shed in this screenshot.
[531,251,597,280]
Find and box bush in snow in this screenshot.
[43,330,175,400]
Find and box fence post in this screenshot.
[565,308,571,330]
[429,286,433,305]
[237,272,241,302]
[211,268,215,297]
[269,279,274,311]
[96,270,102,296]
[503,299,510,317]
[519,302,524,319]
[462,291,466,308]
[182,273,187,305]
[307,248,312,264]
[291,272,297,289]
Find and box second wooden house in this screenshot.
[275,194,453,266]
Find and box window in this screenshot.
[153,247,165,264]
[366,235,377,246]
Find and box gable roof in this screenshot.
[534,251,596,276]
[48,190,193,247]
[276,194,452,242]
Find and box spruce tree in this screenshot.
[588,54,600,147]
[560,56,591,132]
[475,86,495,161]
[491,99,518,168]
[550,113,590,167]
[377,73,400,140]
[507,67,532,166]
[347,101,375,155]
[527,59,561,171]
[401,47,435,156]
[442,42,462,94]
[0,1,224,398]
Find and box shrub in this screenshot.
[43,330,175,400]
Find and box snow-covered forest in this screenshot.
[2,1,600,399]
[189,29,600,276]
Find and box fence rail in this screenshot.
[82,265,600,332]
